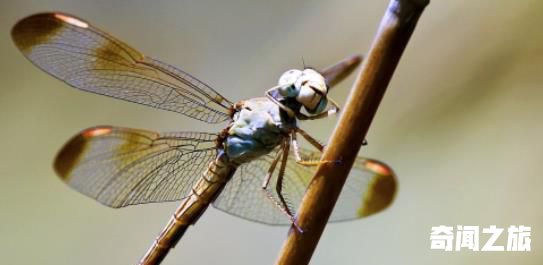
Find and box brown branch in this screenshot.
[273,0,430,264]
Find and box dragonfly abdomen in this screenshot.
[139,153,236,265]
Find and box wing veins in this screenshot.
[35,43,225,109]
[94,146,180,198]
[13,13,234,123]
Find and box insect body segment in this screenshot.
[224,97,292,164]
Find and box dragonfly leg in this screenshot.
[275,143,304,233]
[297,127,367,150]
[266,85,297,118]
[290,131,340,167]
[296,95,341,121]
[296,128,325,151]
[261,146,282,188]
[261,142,303,233]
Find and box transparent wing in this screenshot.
[12,12,233,123]
[213,147,288,224]
[54,126,218,208]
[213,147,397,225]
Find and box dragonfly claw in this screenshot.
[292,220,304,234]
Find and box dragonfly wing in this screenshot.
[213,147,396,225]
[329,155,397,221]
[55,126,218,208]
[12,12,233,123]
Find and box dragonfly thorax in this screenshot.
[224,98,294,164]
[277,68,328,114]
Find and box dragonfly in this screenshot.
[12,12,397,265]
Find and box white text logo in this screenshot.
[430,225,531,251]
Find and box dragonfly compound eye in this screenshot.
[297,86,328,114]
[296,69,328,113]
[278,69,302,97]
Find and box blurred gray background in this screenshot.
[0,0,541,264]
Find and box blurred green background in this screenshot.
[0,0,541,264]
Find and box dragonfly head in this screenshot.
[277,68,328,114]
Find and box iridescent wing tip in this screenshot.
[357,159,397,217]
[12,12,88,54]
[53,126,112,180]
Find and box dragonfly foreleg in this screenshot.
[290,130,339,167]
[296,128,325,151]
[265,84,297,118]
[297,127,368,149]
